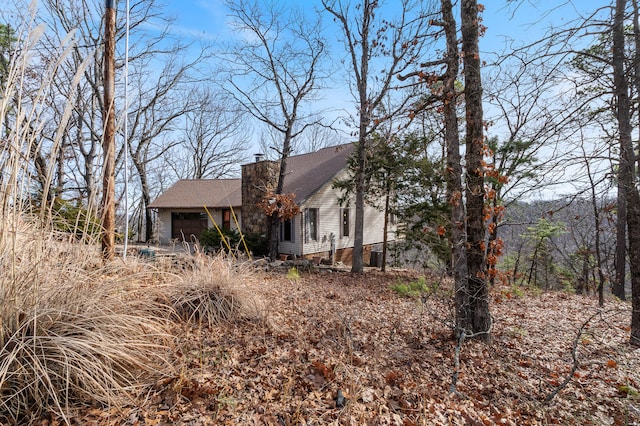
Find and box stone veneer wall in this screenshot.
[241,160,279,235]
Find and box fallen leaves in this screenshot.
[41,270,640,425]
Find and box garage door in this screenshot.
[171,212,208,241]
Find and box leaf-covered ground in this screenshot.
[61,269,639,425]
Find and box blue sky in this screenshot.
[159,0,608,54]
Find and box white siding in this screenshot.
[156,210,172,244]
[278,216,303,257]
[297,170,396,256]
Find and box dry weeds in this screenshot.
[0,222,262,424]
[39,267,640,426]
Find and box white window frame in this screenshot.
[304,208,319,243]
[340,208,350,238]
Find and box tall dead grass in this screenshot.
[0,6,175,423]
[0,222,177,424]
[167,253,265,328]
[0,6,264,423]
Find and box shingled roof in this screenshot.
[148,144,355,209]
[281,143,354,202]
[148,179,241,209]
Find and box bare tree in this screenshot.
[41,0,111,208]
[322,0,430,273]
[433,0,469,338]
[37,0,213,243]
[223,0,328,261]
[170,88,248,180]
[125,53,207,242]
[296,124,342,154]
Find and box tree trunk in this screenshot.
[268,128,293,262]
[352,138,366,272]
[381,191,389,272]
[351,1,372,274]
[613,0,640,345]
[589,176,606,307]
[441,0,469,338]
[143,187,153,243]
[461,0,491,340]
[101,0,116,261]
[487,198,499,287]
[576,249,588,295]
[614,176,627,299]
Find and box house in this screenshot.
[148,144,396,264]
[148,179,242,243]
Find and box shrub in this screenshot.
[244,232,269,257]
[200,227,242,252]
[200,228,269,258]
[168,254,264,327]
[48,198,101,241]
[0,224,174,424]
[390,276,431,298]
[0,225,267,423]
[0,16,177,423]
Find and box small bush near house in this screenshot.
[201,227,242,253]
[200,228,268,257]
[390,276,431,298]
[243,232,269,257]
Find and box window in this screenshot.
[222,209,231,230]
[389,212,398,225]
[304,208,319,242]
[341,208,350,237]
[280,218,294,242]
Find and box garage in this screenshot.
[171,212,208,241]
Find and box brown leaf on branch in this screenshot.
[257,191,300,220]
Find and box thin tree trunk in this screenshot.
[615,176,627,299]
[527,242,541,288]
[441,0,469,338]
[613,0,640,345]
[487,198,499,287]
[143,185,153,242]
[461,0,490,340]
[351,0,372,274]
[576,249,588,295]
[101,0,116,260]
[589,176,606,307]
[352,138,366,272]
[268,128,293,261]
[381,191,389,272]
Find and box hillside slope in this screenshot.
[63,269,639,425]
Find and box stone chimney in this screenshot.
[241,159,279,235]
